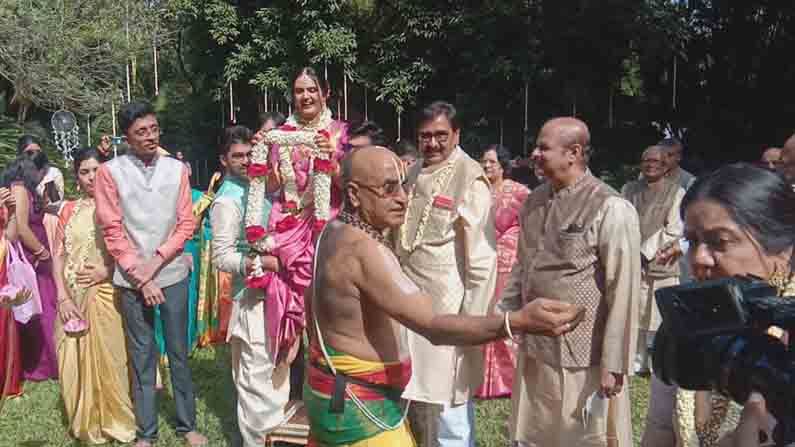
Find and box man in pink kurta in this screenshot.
[94,102,205,447]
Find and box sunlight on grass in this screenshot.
[0,346,651,446]
[472,375,651,446]
[0,346,239,446]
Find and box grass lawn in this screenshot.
[0,346,651,446]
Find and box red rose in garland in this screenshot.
[246,274,270,289]
[245,225,267,243]
[283,201,298,212]
[247,163,269,178]
[313,219,327,235]
[314,159,335,174]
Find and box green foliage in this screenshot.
[0,114,78,197]
[3,0,795,173]
[0,0,170,118]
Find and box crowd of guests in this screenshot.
[0,64,792,447]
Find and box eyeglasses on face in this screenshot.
[354,180,408,198]
[418,131,450,144]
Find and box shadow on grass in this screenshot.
[191,344,240,446]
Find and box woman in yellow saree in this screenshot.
[52,148,135,444]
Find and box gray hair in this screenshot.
[641,145,664,160]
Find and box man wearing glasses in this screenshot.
[621,146,685,375]
[306,146,583,446]
[394,101,497,446]
[95,102,206,447]
[658,138,695,190]
[209,125,289,446]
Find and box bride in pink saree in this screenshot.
[477,144,530,399]
[263,67,348,364]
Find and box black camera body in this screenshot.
[653,277,795,445]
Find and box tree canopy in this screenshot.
[1,0,793,177]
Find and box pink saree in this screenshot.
[264,118,348,361]
[476,179,530,399]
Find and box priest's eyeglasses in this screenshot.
[355,180,408,198]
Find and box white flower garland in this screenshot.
[262,129,322,210]
[312,156,332,221]
[263,106,334,223]
[242,108,334,285]
[245,142,271,247]
[398,158,456,253]
[674,389,698,447]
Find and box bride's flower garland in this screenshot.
[243,107,334,288]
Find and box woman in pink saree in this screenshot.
[476,144,530,399]
[264,67,348,368]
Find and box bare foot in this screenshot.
[134,440,154,447]
[184,431,208,446]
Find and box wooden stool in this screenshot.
[264,401,309,446]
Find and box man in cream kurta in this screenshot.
[622,146,685,374]
[500,117,640,447]
[395,101,497,446]
[210,127,290,447]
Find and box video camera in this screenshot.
[653,277,795,445]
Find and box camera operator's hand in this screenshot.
[729,393,776,447]
[600,369,624,398]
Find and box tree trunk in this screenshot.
[176,29,197,94]
[608,86,614,129]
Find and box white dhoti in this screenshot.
[510,351,632,447]
[229,295,291,447]
[637,275,679,372]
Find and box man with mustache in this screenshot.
[94,102,206,447]
[501,117,640,447]
[659,138,695,190]
[307,146,583,446]
[393,101,496,446]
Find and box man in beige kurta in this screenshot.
[500,117,640,447]
[622,145,685,374]
[395,101,497,446]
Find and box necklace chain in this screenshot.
[338,211,389,247]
